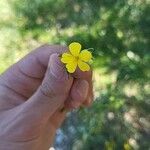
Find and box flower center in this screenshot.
[75,56,79,61]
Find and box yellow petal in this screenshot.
[69,42,81,57]
[78,60,90,71]
[61,53,75,64]
[66,61,77,73]
[79,50,92,62]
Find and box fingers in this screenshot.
[0,45,68,100]
[71,80,89,108]
[17,54,73,122]
[49,79,90,129]
[73,69,93,107]
[18,45,68,78]
[65,79,89,109]
[0,44,93,109]
[82,71,93,107]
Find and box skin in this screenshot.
[0,45,93,150]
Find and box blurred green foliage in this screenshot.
[0,0,150,149]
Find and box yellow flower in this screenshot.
[61,42,92,73]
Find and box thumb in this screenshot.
[19,53,73,121]
[40,53,73,97]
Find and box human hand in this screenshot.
[0,45,93,150]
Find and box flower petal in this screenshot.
[78,60,90,71]
[66,61,77,73]
[69,42,81,57]
[79,50,92,62]
[61,53,75,64]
